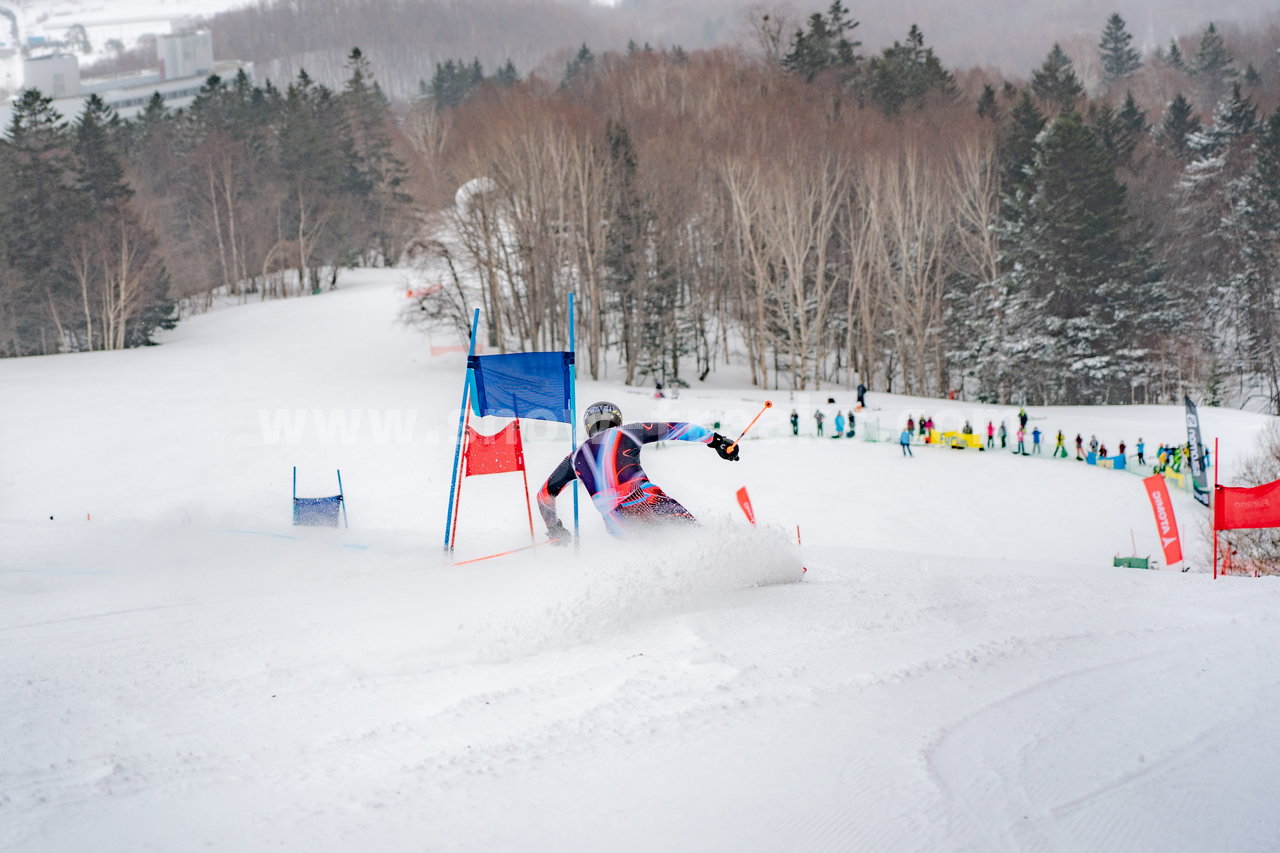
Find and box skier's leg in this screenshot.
[614,482,697,528]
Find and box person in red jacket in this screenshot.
[537,401,739,542]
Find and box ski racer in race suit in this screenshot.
[538,401,740,543]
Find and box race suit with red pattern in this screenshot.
[537,422,714,537]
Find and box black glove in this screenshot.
[708,432,740,461]
[547,520,572,546]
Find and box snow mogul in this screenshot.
[537,401,740,544]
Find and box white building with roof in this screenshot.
[3,30,252,126]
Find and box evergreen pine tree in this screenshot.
[1187,82,1256,159]
[562,44,595,89]
[977,84,999,121]
[1098,13,1141,89]
[1,90,78,353]
[998,92,1046,222]
[495,60,519,87]
[340,47,412,266]
[863,24,955,115]
[1229,109,1280,407]
[780,1,861,82]
[1166,40,1186,70]
[1193,23,1236,104]
[1090,91,1145,168]
[429,59,486,109]
[1153,94,1201,159]
[1003,109,1161,401]
[1174,84,1260,389]
[73,94,131,213]
[1030,44,1084,111]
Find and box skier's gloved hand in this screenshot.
[547,520,572,546]
[708,432,740,461]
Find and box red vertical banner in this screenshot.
[736,487,756,525]
[1143,475,1184,567]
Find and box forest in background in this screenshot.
[3,2,1280,412]
[76,0,1280,100]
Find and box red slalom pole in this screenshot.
[450,539,550,567]
[728,400,773,454]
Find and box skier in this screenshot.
[1032,426,1042,454]
[833,410,846,439]
[998,421,1008,449]
[790,408,800,436]
[1089,435,1099,459]
[847,410,856,438]
[987,421,995,449]
[1018,407,1029,430]
[537,401,740,543]
[814,409,825,437]
[900,427,914,457]
[1075,433,1084,461]
[1137,437,1146,465]
[1054,429,1066,458]
[1016,427,1027,455]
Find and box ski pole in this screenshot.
[727,400,772,454]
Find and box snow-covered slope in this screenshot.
[4,272,1280,852]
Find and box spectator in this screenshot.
[1100,443,1108,458]
[814,409,825,437]
[1016,427,1027,455]
[962,420,973,435]
[986,421,995,449]
[833,410,846,439]
[900,427,914,457]
[1118,440,1126,459]
[1075,434,1084,461]
[790,409,799,436]
[847,410,856,438]
[1018,407,1029,430]
[998,421,1008,449]
[907,416,916,434]
[1054,430,1067,458]
[1136,437,1145,465]
[1089,435,1099,458]
[857,383,867,408]
[1032,426,1042,454]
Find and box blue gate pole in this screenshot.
[443,308,481,552]
[568,293,580,542]
[336,469,348,528]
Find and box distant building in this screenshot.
[2,31,252,125]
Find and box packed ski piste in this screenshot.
[5,272,1280,853]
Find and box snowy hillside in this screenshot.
[4,271,1280,852]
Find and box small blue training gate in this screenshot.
[293,467,348,527]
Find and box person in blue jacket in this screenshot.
[900,428,914,457]
[538,401,739,542]
[833,410,846,439]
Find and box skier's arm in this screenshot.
[536,455,576,535]
[627,422,714,446]
[626,422,738,460]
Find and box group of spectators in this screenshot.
[789,391,1205,476]
[791,383,869,441]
